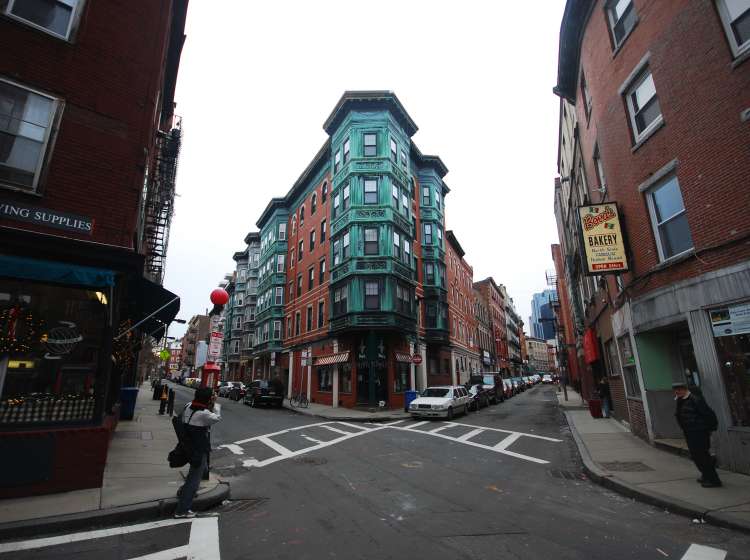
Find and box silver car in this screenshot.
[408,386,471,420]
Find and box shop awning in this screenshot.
[313,352,349,366]
[126,277,180,341]
[0,255,115,287]
[395,352,413,363]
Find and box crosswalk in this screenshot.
[217,419,563,468]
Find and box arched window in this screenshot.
[311,193,317,215]
[322,182,328,202]
[292,215,297,235]
[300,205,305,225]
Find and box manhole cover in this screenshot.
[219,499,265,513]
[600,461,654,472]
[548,469,586,480]
[293,456,327,466]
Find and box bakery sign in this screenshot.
[0,200,93,235]
[578,203,629,274]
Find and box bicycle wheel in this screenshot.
[300,394,309,408]
[290,393,298,407]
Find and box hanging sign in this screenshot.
[578,203,629,274]
[159,349,171,361]
[208,331,223,358]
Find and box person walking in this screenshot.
[673,381,721,488]
[598,377,612,418]
[174,387,222,518]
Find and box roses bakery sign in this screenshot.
[0,200,93,235]
[577,203,629,274]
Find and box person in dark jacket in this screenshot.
[674,382,721,488]
[598,377,612,418]
[174,387,222,518]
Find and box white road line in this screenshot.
[129,546,189,560]
[188,516,221,560]
[403,421,430,430]
[321,425,355,436]
[494,432,523,450]
[301,434,325,444]
[681,544,727,560]
[235,421,330,444]
[258,436,293,457]
[456,428,485,442]
[218,443,244,455]
[337,421,374,431]
[383,420,407,426]
[444,421,562,442]
[427,425,451,433]
[0,518,191,553]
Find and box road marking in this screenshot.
[301,434,325,444]
[258,436,293,457]
[403,421,430,429]
[129,546,189,560]
[494,432,523,450]
[337,421,374,431]
[445,421,563,442]
[456,428,485,442]
[383,420,407,426]
[427,425,451,433]
[218,443,244,455]
[321,424,355,436]
[188,516,221,560]
[681,544,727,560]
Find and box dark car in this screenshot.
[511,377,525,393]
[243,380,284,408]
[470,373,504,404]
[467,384,490,411]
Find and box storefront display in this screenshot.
[710,303,750,427]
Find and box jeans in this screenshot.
[602,398,611,418]
[176,454,207,514]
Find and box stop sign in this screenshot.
[412,354,422,365]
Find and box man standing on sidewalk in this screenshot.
[673,382,721,488]
[175,387,222,518]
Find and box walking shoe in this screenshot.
[174,510,196,518]
[701,480,722,488]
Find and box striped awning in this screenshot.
[313,352,350,366]
[395,352,413,363]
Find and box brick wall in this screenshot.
[627,398,648,441]
[608,375,630,424]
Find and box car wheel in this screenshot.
[446,407,454,420]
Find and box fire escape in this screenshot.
[143,117,182,285]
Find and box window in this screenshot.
[646,175,693,260]
[0,78,61,192]
[396,284,411,314]
[235,316,242,329]
[322,182,328,202]
[364,133,377,157]
[297,274,302,297]
[277,254,285,273]
[321,219,327,242]
[319,258,326,283]
[425,262,435,284]
[392,184,399,207]
[593,146,607,193]
[343,138,350,163]
[393,231,400,258]
[308,266,314,290]
[311,193,317,215]
[287,315,292,338]
[278,222,286,240]
[364,281,380,310]
[292,215,297,235]
[262,323,269,342]
[317,366,333,391]
[299,240,304,260]
[618,334,641,397]
[343,231,350,258]
[605,339,621,376]
[403,239,411,265]
[390,138,397,162]
[334,149,341,173]
[289,281,294,302]
[437,227,443,247]
[275,286,283,305]
[581,71,592,119]
[333,193,340,217]
[606,0,637,48]
[310,229,315,251]
[295,312,301,336]
[364,227,378,255]
[233,340,240,353]
[306,305,313,332]
[424,223,433,245]
[435,189,441,211]
[3,0,82,40]
[394,362,409,393]
[343,183,350,209]
[300,206,305,225]
[290,249,295,268]
[273,320,281,340]
[248,306,256,321]
[333,239,341,266]
[401,192,408,215]
[317,301,324,328]
[625,68,662,142]
[364,178,378,204]
[422,186,430,206]
[400,149,407,168]
[334,285,348,315]
[717,0,750,57]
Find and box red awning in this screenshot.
[395,352,412,363]
[313,352,350,366]
[583,328,600,364]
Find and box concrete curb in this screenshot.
[282,401,410,423]
[562,411,750,535]
[0,482,230,543]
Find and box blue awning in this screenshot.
[0,255,115,287]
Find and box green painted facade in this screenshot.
[255,201,288,356]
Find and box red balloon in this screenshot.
[210,288,229,306]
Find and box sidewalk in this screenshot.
[0,383,229,540]
[283,399,410,422]
[562,387,750,533]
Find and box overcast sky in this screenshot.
[164,0,566,339]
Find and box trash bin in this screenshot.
[120,387,139,420]
[404,390,419,412]
[588,398,603,419]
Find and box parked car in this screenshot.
[219,381,246,400]
[511,377,525,392]
[244,380,284,408]
[502,378,515,398]
[469,373,504,404]
[408,386,470,420]
[467,384,490,411]
[542,374,553,384]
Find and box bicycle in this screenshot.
[290,390,309,408]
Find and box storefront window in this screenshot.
[394,362,409,392]
[618,334,641,398]
[0,279,108,426]
[710,304,750,427]
[340,363,352,393]
[317,366,332,392]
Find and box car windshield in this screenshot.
[482,375,494,385]
[422,388,450,398]
[231,382,242,387]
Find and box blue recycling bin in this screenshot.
[120,387,139,420]
[404,390,419,412]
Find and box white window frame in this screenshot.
[0,77,62,193]
[605,0,637,49]
[3,0,83,41]
[645,174,693,262]
[716,0,750,58]
[276,254,285,273]
[624,67,662,143]
[273,320,281,340]
[275,286,283,305]
[278,222,286,240]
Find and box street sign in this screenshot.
[159,349,171,361]
[208,331,223,359]
[412,354,422,365]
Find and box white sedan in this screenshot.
[408,386,471,420]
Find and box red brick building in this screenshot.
[0,0,187,495]
[554,0,750,472]
[550,243,582,390]
[473,277,510,375]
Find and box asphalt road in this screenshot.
[6,383,750,559]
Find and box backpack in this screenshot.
[167,405,196,468]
